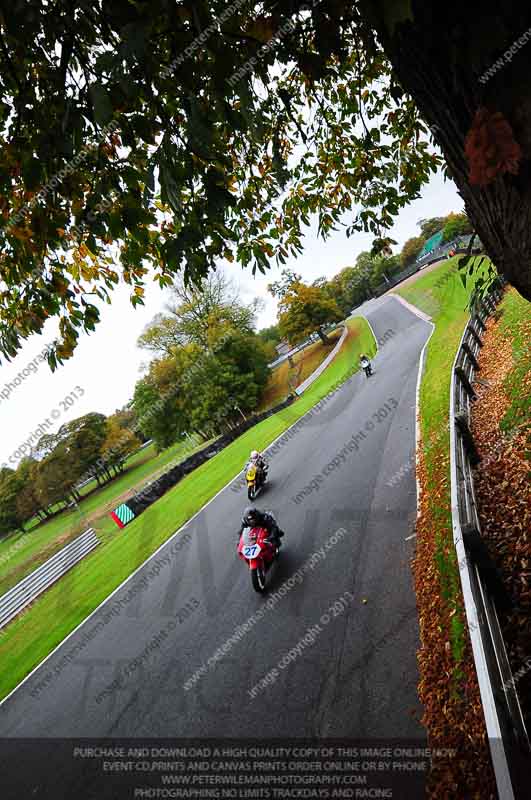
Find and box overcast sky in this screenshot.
[0,168,462,468]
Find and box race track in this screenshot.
[1,296,433,797]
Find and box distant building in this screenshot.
[417,230,444,259]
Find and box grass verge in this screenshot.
[0,317,373,702]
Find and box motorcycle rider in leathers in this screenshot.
[237,506,284,549]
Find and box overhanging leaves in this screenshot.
[0,0,441,365]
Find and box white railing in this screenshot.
[267,323,341,369]
[0,528,100,630]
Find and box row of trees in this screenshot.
[0,412,143,535]
[263,252,402,349]
[132,265,367,452]
[266,250,403,344]
[264,211,474,350]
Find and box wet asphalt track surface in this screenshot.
[0,296,433,797]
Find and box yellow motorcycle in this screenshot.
[246,462,267,500]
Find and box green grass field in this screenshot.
[397,259,470,442]
[0,434,206,597]
[73,434,205,500]
[0,316,374,701]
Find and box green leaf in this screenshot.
[22,157,42,190]
[122,204,146,231]
[89,83,114,127]
[132,114,157,144]
[95,52,116,73]
[146,164,155,193]
[108,210,124,238]
[120,22,148,63]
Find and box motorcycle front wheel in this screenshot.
[247,484,256,500]
[251,565,266,593]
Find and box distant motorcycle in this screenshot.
[237,525,278,593]
[360,357,373,378]
[246,462,267,500]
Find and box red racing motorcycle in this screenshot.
[237,525,279,593]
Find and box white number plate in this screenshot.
[243,544,261,559]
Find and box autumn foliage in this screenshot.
[471,304,531,731]
[414,441,496,798]
[277,281,342,345]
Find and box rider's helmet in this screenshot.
[250,450,260,461]
[242,505,260,527]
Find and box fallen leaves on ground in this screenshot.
[414,442,496,798]
[471,310,531,732]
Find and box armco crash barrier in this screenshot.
[110,395,296,528]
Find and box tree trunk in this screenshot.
[359,2,531,300]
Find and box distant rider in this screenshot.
[359,353,372,377]
[237,506,284,549]
[247,449,268,481]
